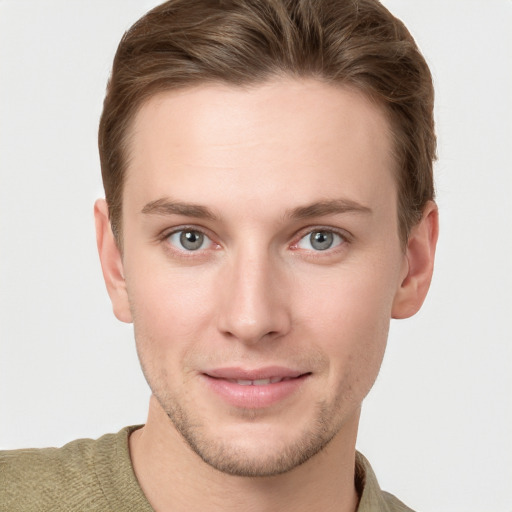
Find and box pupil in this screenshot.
[311,231,333,250]
[180,231,203,250]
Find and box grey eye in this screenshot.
[168,230,208,251]
[310,231,334,250]
[180,230,204,250]
[297,230,343,251]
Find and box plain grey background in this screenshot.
[1,1,511,511]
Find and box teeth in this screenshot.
[236,379,253,386]
[253,378,271,385]
[233,377,286,386]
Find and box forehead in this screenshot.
[124,79,396,218]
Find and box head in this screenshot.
[95,0,438,478]
[98,0,436,247]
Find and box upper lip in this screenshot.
[204,366,307,380]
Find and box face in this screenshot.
[110,79,411,476]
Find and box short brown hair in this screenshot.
[99,0,436,244]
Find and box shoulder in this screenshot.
[0,427,139,512]
[381,491,416,512]
[356,452,416,512]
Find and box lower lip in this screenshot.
[202,374,309,409]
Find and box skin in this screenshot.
[95,79,438,512]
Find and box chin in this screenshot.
[164,397,343,477]
[187,433,334,478]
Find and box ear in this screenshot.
[392,201,439,319]
[94,199,133,323]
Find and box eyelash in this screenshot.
[160,226,218,255]
[159,225,351,256]
[291,227,351,254]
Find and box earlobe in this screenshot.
[392,201,439,319]
[94,199,133,323]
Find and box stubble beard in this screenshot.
[133,325,358,478]
[155,390,343,478]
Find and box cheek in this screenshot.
[299,258,398,332]
[297,263,398,391]
[125,262,218,362]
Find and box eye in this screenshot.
[167,229,212,251]
[296,230,344,251]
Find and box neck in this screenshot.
[129,396,360,512]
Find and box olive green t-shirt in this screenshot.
[0,426,414,511]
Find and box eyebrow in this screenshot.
[141,197,371,221]
[141,198,217,220]
[286,199,372,220]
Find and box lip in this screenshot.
[202,366,310,409]
[205,366,305,381]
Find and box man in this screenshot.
[0,0,438,511]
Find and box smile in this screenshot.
[228,377,296,386]
[202,368,311,409]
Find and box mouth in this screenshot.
[221,376,302,386]
[203,366,310,384]
[201,367,311,408]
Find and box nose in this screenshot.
[216,248,292,345]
